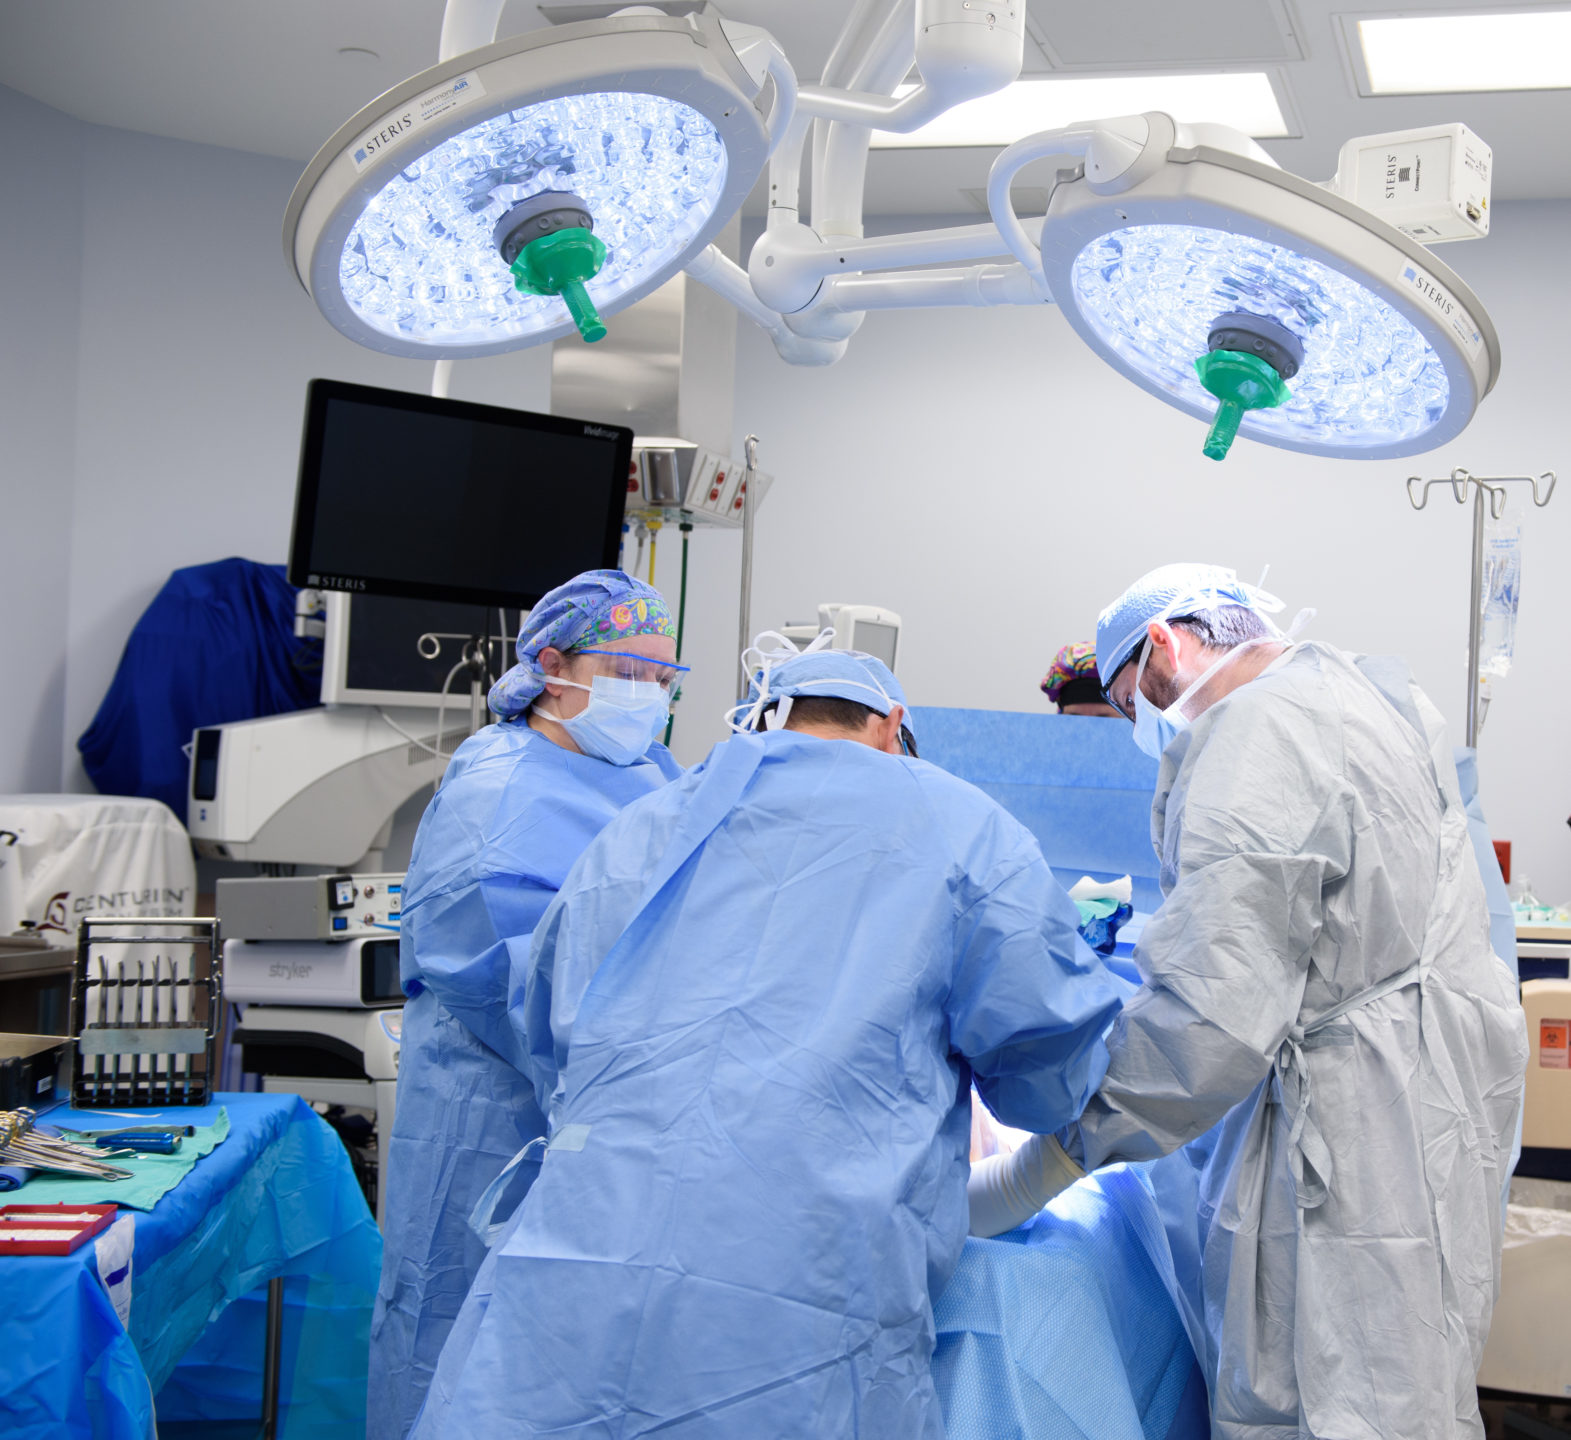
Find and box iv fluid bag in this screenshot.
[1479,517,1522,680]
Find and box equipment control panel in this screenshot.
[217,872,403,943]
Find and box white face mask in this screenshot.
[535,675,669,766]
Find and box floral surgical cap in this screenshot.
[488,569,676,719]
[1040,643,1104,706]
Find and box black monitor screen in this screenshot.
[343,594,515,698]
[288,379,632,609]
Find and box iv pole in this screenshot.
[737,434,761,674]
[1406,467,1556,748]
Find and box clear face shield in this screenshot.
[566,647,689,693]
[532,645,689,765]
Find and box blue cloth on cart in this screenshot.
[912,708,1162,913]
[77,558,320,822]
[17,1108,230,1210]
[934,1163,1208,1440]
[0,1092,380,1440]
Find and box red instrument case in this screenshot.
[0,1202,118,1255]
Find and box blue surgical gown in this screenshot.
[368,720,680,1440]
[413,729,1127,1440]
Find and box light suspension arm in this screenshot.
[812,263,1044,313]
[685,247,845,366]
[715,20,798,159]
[812,0,914,241]
[749,217,1044,315]
[433,0,509,394]
[796,0,1024,135]
[985,115,1186,296]
[439,0,506,62]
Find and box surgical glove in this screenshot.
[967,1132,1085,1238]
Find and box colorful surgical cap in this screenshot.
[1041,643,1103,709]
[488,569,676,719]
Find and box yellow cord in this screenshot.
[646,518,662,584]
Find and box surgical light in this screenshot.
[1003,115,1499,460]
[286,1,1504,463]
[284,13,775,358]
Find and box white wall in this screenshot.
[687,200,1570,898]
[0,85,82,791]
[59,119,552,795]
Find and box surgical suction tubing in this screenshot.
[1406,468,1556,749]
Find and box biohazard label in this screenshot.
[1540,1019,1570,1069]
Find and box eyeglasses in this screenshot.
[569,647,690,691]
[1102,642,1145,722]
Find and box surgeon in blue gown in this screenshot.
[367,571,685,1440]
[412,644,1128,1440]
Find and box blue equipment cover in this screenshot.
[0,1092,380,1440]
[77,558,321,822]
[934,1165,1207,1440]
[912,708,1162,912]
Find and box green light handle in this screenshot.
[558,280,606,344]
[1203,402,1247,462]
[1192,349,1291,462]
[509,227,609,344]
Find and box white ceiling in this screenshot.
[1,0,1568,213]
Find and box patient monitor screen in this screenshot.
[854,621,899,670]
[289,378,632,609]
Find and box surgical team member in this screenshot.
[412,646,1127,1440]
[1061,563,1527,1440]
[368,570,685,1440]
[1041,641,1122,717]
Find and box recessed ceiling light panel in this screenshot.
[1357,10,1571,95]
[285,15,771,358]
[870,72,1291,148]
[1037,143,1500,459]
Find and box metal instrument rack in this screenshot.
[68,917,223,1108]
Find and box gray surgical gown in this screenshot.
[1064,641,1527,1439]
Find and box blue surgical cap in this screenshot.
[1095,563,1284,689]
[747,649,914,738]
[489,569,674,719]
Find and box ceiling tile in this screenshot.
[1028,0,1304,69]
